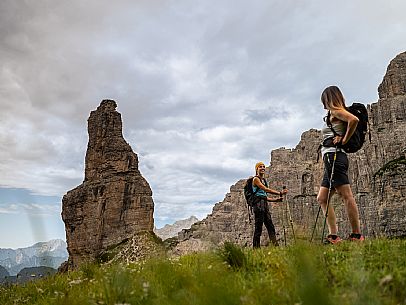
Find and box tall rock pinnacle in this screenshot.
[62,100,154,269]
[85,100,139,180]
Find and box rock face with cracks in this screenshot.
[173,51,406,255]
[62,100,154,269]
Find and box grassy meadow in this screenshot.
[1,238,405,305]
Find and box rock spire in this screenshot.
[62,100,154,269]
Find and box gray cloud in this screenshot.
[1,0,406,233]
[0,202,60,216]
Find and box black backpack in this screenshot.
[326,103,368,153]
[244,176,267,208]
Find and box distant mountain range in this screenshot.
[154,216,199,240]
[0,239,68,276]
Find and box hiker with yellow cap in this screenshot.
[252,162,288,247]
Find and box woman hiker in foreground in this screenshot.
[317,85,365,244]
[252,162,288,248]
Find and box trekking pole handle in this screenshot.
[279,186,286,200]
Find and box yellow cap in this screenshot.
[255,162,265,173]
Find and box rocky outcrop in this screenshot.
[378,51,406,99]
[62,100,154,269]
[98,231,166,265]
[173,51,406,253]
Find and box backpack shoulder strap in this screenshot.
[327,111,339,136]
[252,176,263,195]
[253,176,268,190]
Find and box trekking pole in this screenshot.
[321,147,338,243]
[247,206,252,224]
[311,145,324,242]
[283,186,296,242]
[279,193,287,246]
[310,205,322,243]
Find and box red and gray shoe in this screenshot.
[325,234,342,244]
[349,233,365,241]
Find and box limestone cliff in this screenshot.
[173,51,406,254]
[62,100,155,269]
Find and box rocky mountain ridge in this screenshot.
[154,216,199,240]
[171,51,406,254]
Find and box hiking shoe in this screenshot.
[325,234,342,244]
[349,233,365,241]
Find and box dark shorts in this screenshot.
[321,151,350,188]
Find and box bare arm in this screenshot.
[267,196,283,202]
[330,108,359,144]
[253,177,287,196]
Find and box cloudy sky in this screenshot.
[1,0,405,248]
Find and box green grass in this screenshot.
[1,238,405,305]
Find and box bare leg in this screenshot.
[335,184,361,234]
[317,186,338,235]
